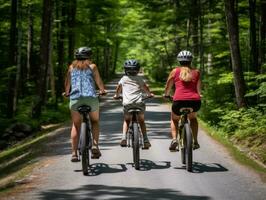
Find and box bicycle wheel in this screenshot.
[184,123,193,172]
[180,127,186,165]
[132,122,140,170]
[80,122,89,175]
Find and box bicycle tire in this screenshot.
[80,122,89,175]
[184,123,193,172]
[132,122,140,170]
[180,127,186,165]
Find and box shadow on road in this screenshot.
[38,184,211,200]
[174,162,228,173]
[127,159,171,171]
[74,163,127,176]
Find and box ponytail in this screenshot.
[179,67,192,82]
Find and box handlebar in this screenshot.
[163,95,173,102]
[62,91,107,98]
[113,95,154,101]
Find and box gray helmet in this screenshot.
[177,50,193,62]
[124,59,140,75]
[75,47,92,60]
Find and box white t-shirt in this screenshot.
[118,75,145,105]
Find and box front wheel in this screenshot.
[132,123,140,170]
[184,123,193,172]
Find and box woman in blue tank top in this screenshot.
[65,47,106,162]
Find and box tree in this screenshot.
[249,0,258,73]
[7,0,18,118]
[32,0,53,118]
[224,0,246,108]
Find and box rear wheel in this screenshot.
[132,122,140,170]
[80,122,89,175]
[184,123,193,172]
[180,128,186,165]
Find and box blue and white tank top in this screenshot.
[70,66,97,100]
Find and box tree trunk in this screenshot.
[249,0,258,73]
[7,0,18,118]
[26,4,34,80]
[191,0,199,58]
[224,0,246,108]
[32,0,53,118]
[199,0,205,79]
[13,0,22,114]
[55,0,66,100]
[259,0,266,73]
[67,0,76,64]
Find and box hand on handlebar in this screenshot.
[163,94,173,101]
[99,89,107,96]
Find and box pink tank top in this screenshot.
[173,67,201,101]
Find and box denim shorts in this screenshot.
[69,97,99,112]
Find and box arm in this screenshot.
[90,64,106,94]
[64,65,72,96]
[113,84,122,99]
[196,71,201,96]
[164,68,176,96]
[143,83,154,97]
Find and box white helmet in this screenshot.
[177,50,193,62]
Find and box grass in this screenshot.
[0,123,64,192]
[199,118,266,181]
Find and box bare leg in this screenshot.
[138,113,146,135]
[89,110,100,146]
[71,111,82,156]
[123,113,131,136]
[171,112,180,140]
[189,112,200,149]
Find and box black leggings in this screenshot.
[172,100,201,116]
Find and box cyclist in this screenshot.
[164,50,201,151]
[113,59,154,149]
[65,46,106,162]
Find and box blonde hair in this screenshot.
[179,67,192,82]
[71,59,92,70]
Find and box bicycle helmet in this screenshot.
[124,59,140,75]
[177,50,193,62]
[75,47,92,60]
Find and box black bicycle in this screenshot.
[115,96,152,170]
[164,96,194,172]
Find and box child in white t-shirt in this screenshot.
[113,59,154,149]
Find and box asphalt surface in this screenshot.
[7,77,266,200]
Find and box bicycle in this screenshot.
[114,96,152,170]
[63,92,105,175]
[164,95,194,172]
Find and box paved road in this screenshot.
[9,77,266,200]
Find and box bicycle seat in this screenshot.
[78,105,92,114]
[179,107,193,114]
[128,108,142,113]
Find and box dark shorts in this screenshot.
[123,102,145,114]
[172,100,201,116]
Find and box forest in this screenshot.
[0,0,265,165]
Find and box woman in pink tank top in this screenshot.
[164,50,201,151]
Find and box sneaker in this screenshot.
[193,142,200,150]
[143,139,151,149]
[169,139,179,152]
[91,145,101,159]
[120,139,127,147]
